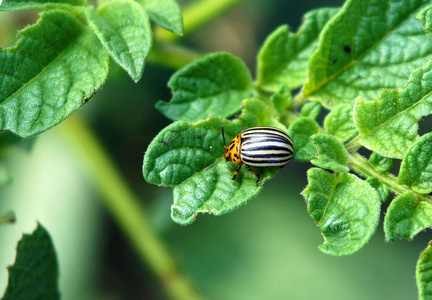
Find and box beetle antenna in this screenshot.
[221,126,227,147]
[204,157,224,171]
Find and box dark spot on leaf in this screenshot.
[331,58,337,64]
[196,135,201,139]
[171,130,179,134]
[192,82,196,87]
[343,45,351,53]
[160,140,169,146]
[357,74,361,79]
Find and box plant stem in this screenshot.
[58,116,204,300]
[348,152,432,203]
[155,0,243,42]
[149,43,202,69]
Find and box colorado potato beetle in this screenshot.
[205,126,294,185]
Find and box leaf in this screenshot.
[354,59,432,159]
[300,101,322,120]
[156,52,255,123]
[257,8,339,91]
[271,85,292,114]
[323,104,357,142]
[0,10,109,138]
[287,117,319,161]
[2,223,59,300]
[417,241,432,300]
[86,0,152,82]
[369,152,395,173]
[302,168,380,256]
[417,4,432,37]
[143,99,278,225]
[0,0,85,11]
[384,191,432,241]
[399,133,432,194]
[310,133,349,172]
[366,177,389,203]
[303,0,432,107]
[137,0,183,35]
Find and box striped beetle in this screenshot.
[205,126,294,185]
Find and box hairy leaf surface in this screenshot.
[417,241,432,300]
[86,0,152,82]
[0,0,85,10]
[310,133,349,172]
[257,8,338,91]
[287,117,319,161]
[303,0,432,107]
[384,191,432,241]
[137,0,183,35]
[302,168,380,256]
[0,10,109,138]
[156,52,255,123]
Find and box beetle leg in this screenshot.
[232,162,243,181]
[245,164,261,186]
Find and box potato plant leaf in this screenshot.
[137,0,183,35]
[323,104,357,142]
[287,117,319,161]
[302,168,380,256]
[0,10,109,138]
[303,0,432,107]
[156,52,255,123]
[384,191,432,241]
[86,0,152,82]
[417,241,432,300]
[257,8,338,91]
[399,133,432,194]
[300,101,321,120]
[2,223,59,300]
[0,0,85,11]
[310,133,349,172]
[366,177,389,203]
[143,99,279,225]
[354,59,432,159]
[271,85,292,114]
[369,152,395,173]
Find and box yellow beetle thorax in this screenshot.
[225,134,241,164]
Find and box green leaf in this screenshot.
[156,52,255,123]
[399,133,432,194]
[323,104,357,142]
[137,0,183,35]
[303,0,432,107]
[257,8,338,91]
[0,10,109,138]
[0,0,86,11]
[287,117,319,161]
[417,241,432,300]
[417,4,432,37]
[302,168,380,256]
[271,85,292,114]
[301,101,322,120]
[2,223,59,300]
[354,59,432,159]
[366,177,389,203]
[0,211,15,224]
[86,0,152,82]
[384,191,432,241]
[369,152,395,173]
[143,99,277,225]
[310,133,349,172]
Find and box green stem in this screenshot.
[348,152,432,203]
[155,0,243,42]
[0,211,16,224]
[58,116,204,300]
[292,91,307,110]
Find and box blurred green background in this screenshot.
[0,0,430,299]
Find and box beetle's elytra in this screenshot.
[205,126,294,185]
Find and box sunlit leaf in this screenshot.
[301,101,322,120]
[0,10,109,138]
[310,133,349,172]
[323,104,357,142]
[86,0,152,82]
[303,0,432,107]
[287,117,319,161]
[417,240,432,300]
[138,0,183,35]
[369,152,395,173]
[384,191,432,241]
[156,52,255,123]
[0,0,85,11]
[302,168,380,256]
[257,8,338,91]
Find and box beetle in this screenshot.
[205,126,294,185]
